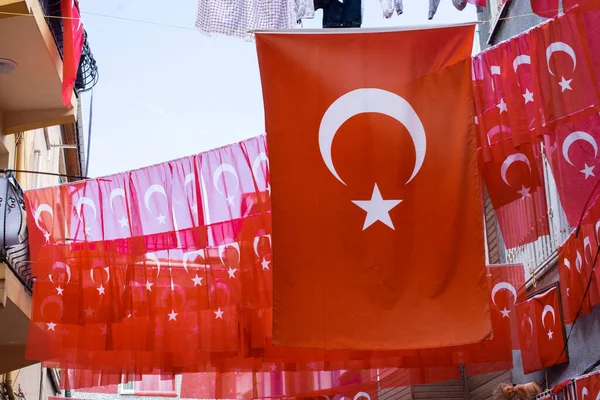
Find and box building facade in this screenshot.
[0,0,97,399]
[477,0,600,392]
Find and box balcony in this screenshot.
[0,173,34,373]
[0,0,98,135]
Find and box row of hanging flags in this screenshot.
[20,0,600,397]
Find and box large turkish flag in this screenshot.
[256,26,490,350]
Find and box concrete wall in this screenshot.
[10,364,59,400]
[478,0,547,50]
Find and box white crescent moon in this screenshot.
[183,250,205,273]
[161,283,187,309]
[34,204,53,231]
[146,253,161,279]
[584,236,592,263]
[576,250,583,273]
[562,131,598,167]
[48,262,71,285]
[564,258,571,270]
[581,387,588,399]
[491,282,518,306]
[596,391,600,400]
[524,315,534,338]
[354,393,371,400]
[319,88,426,186]
[513,55,531,73]
[144,185,167,213]
[90,264,110,284]
[109,188,125,211]
[546,42,577,76]
[252,153,269,187]
[212,164,240,195]
[501,153,531,187]
[541,305,556,329]
[486,125,511,145]
[76,196,98,221]
[253,234,272,258]
[596,220,600,245]
[184,173,195,193]
[490,65,501,91]
[210,280,232,305]
[40,295,64,320]
[218,241,240,266]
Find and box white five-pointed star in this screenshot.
[559,76,573,92]
[44,231,51,242]
[500,308,511,318]
[270,363,277,372]
[192,274,203,287]
[522,89,534,103]
[497,98,508,113]
[118,216,128,228]
[517,185,532,199]
[308,362,317,370]
[580,163,595,179]
[547,330,554,340]
[226,195,235,205]
[46,322,57,331]
[192,325,199,334]
[97,284,105,295]
[156,213,166,224]
[214,308,224,319]
[168,309,178,321]
[261,258,270,270]
[84,306,94,317]
[56,286,64,296]
[352,184,402,231]
[145,280,154,291]
[228,267,238,279]
[155,327,163,336]
[100,325,107,335]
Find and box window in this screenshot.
[119,375,177,397]
[118,380,134,395]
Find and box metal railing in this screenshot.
[506,146,572,280]
[39,0,99,93]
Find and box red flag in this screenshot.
[575,370,600,400]
[256,27,489,350]
[516,286,567,374]
[61,0,84,108]
[531,0,559,17]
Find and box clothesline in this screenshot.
[0,8,555,32]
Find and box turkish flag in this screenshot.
[61,0,84,108]
[515,286,567,374]
[256,26,490,350]
[575,370,600,400]
[530,0,559,17]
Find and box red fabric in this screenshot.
[481,140,550,249]
[543,113,600,227]
[557,230,594,324]
[531,0,559,17]
[473,4,600,159]
[575,370,600,400]
[467,0,487,5]
[515,286,567,374]
[257,26,489,350]
[60,0,84,108]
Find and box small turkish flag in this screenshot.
[257,26,490,350]
[61,0,84,108]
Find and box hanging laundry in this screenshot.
[195,0,297,39]
[452,0,468,11]
[380,0,394,18]
[322,0,362,28]
[395,0,403,14]
[429,0,441,19]
[295,0,315,21]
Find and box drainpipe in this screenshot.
[5,371,17,400]
[15,133,25,184]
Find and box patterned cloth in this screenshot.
[195,0,298,39]
[295,0,315,21]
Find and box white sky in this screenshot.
[79,0,477,177]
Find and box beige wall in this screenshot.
[21,126,66,190]
[7,364,59,400]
